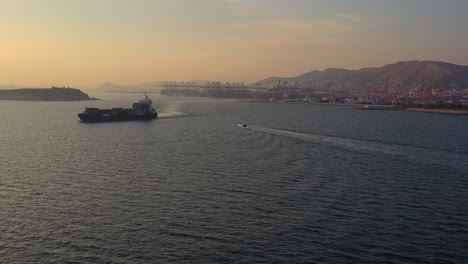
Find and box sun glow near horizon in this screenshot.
[1,0,468,88]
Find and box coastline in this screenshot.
[0,87,99,101]
[238,99,356,107]
[239,99,468,115]
[404,108,468,115]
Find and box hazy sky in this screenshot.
[1,0,468,87]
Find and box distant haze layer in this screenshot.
[1,0,468,87]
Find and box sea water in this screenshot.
[1,94,467,263]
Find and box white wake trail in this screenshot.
[243,125,467,169]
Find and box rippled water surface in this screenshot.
[1,94,468,263]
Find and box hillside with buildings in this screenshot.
[255,61,468,97]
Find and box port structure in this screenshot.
[414,77,432,101]
[160,81,336,99]
[160,81,267,98]
[376,77,390,101]
[160,76,457,104]
[435,78,447,100]
[412,76,451,103]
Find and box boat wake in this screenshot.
[243,125,467,168]
[158,111,189,119]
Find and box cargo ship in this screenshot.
[78,95,157,122]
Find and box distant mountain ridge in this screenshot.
[255,61,468,91]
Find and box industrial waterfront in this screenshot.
[159,77,468,114]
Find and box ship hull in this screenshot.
[78,112,157,122]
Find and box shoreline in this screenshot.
[239,99,468,115]
[404,108,468,115]
[0,87,98,101]
[238,99,357,107]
